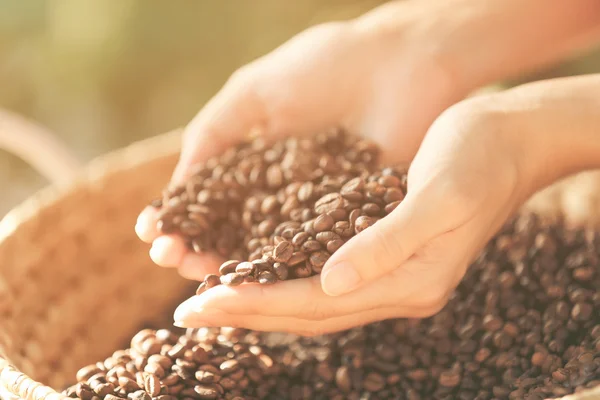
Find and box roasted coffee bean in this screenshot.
[143,374,161,397]
[258,270,277,285]
[309,251,329,272]
[297,182,314,202]
[235,262,254,276]
[315,193,344,214]
[273,241,294,263]
[220,273,244,286]
[219,260,239,275]
[193,384,219,399]
[273,262,289,280]
[77,365,102,382]
[326,239,345,254]
[313,214,334,233]
[354,216,375,233]
[301,240,322,252]
[203,274,220,289]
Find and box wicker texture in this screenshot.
[0,129,195,398]
[0,128,598,400]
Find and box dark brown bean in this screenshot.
[220,273,244,286]
[273,241,294,263]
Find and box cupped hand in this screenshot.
[171,90,540,335]
[136,9,466,280]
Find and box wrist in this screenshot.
[348,1,472,99]
[352,0,600,95]
[498,76,600,197]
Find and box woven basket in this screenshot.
[0,111,598,400]
[0,111,195,400]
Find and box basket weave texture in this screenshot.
[0,130,195,399]
[0,130,599,400]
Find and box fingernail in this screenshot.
[321,262,362,296]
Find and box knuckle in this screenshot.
[372,226,405,271]
[227,63,262,93]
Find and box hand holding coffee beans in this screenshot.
[67,214,600,399]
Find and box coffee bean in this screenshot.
[219,360,240,375]
[341,177,364,194]
[219,260,239,275]
[363,372,386,392]
[384,200,401,214]
[118,377,139,392]
[327,209,348,222]
[315,193,344,214]
[335,366,352,393]
[361,203,381,216]
[77,365,102,382]
[273,241,294,263]
[235,262,254,276]
[258,271,277,285]
[302,240,322,252]
[220,273,244,286]
[203,274,220,289]
[193,385,219,399]
[378,175,401,188]
[292,231,311,247]
[144,363,165,378]
[354,216,375,233]
[273,263,289,280]
[572,303,593,321]
[309,251,329,272]
[105,395,125,400]
[383,187,404,203]
[266,165,284,188]
[297,182,314,202]
[327,239,345,254]
[439,371,461,388]
[313,214,334,233]
[288,251,308,266]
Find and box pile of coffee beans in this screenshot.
[64,215,599,399]
[259,214,600,400]
[62,132,599,399]
[150,130,408,290]
[63,328,281,400]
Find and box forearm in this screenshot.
[353,0,600,93]
[497,74,600,193]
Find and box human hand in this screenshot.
[136,3,467,279]
[172,74,600,335]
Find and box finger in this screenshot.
[172,66,266,184]
[172,244,459,322]
[178,253,223,281]
[135,206,160,243]
[320,187,457,296]
[149,235,186,267]
[149,235,222,278]
[174,304,424,336]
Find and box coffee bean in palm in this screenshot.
[258,270,277,285]
[273,241,293,263]
[220,273,244,286]
[354,216,375,233]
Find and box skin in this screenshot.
[135,0,600,335]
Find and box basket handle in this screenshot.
[0,109,82,184]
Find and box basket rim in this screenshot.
[0,128,182,245]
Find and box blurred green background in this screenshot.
[1,0,599,216]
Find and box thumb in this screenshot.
[320,187,457,296]
[171,67,266,184]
